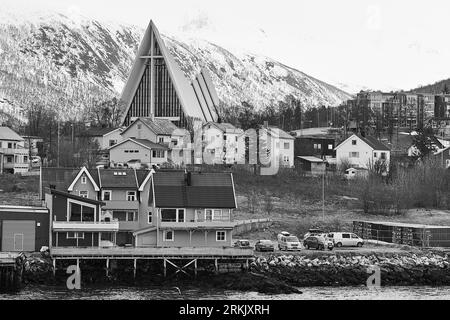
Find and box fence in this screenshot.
[353,220,450,248]
[233,218,272,235]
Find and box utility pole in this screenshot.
[57,120,60,168]
[322,169,325,220]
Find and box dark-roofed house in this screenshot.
[134,171,237,248]
[335,134,390,171]
[62,167,154,246]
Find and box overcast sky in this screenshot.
[3,0,450,92]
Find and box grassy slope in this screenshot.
[232,168,450,239]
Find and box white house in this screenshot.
[84,127,124,150]
[0,126,30,174]
[259,124,295,168]
[335,134,390,171]
[108,138,168,168]
[202,122,244,164]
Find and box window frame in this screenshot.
[216,231,226,242]
[102,190,112,201]
[126,191,137,201]
[148,212,152,224]
[79,190,89,198]
[163,230,174,242]
[81,176,87,184]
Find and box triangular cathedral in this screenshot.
[120,20,220,128]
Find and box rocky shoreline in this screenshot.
[15,250,450,294]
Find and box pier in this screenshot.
[51,247,254,278]
[0,252,22,291]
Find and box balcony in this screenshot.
[52,221,119,232]
[159,221,235,230]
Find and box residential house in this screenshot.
[65,167,152,246]
[335,134,390,171]
[119,117,190,166]
[202,122,244,164]
[46,167,237,249]
[108,138,168,169]
[84,127,123,150]
[133,171,237,248]
[0,127,30,174]
[259,124,295,168]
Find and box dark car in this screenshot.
[303,236,333,250]
[254,240,275,252]
[233,239,252,249]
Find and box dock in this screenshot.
[0,252,22,291]
[51,247,254,278]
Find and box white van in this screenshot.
[277,232,301,251]
[328,232,364,247]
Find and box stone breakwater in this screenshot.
[250,252,450,287]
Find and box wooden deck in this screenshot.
[51,247,254,259]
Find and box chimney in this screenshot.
[263,121,269,129]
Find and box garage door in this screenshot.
[2,220,36,252]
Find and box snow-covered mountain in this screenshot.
[0,9,351,123]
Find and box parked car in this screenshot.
[328,232,364,247]
[277,232,301,251]
[303,236,333,250]
[255,240,275,252]
[303,228,325,240]
[233,239,252,249]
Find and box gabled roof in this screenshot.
[260,126,295,140]
[204,122,244,134]
[98,168,138,189]
[120,20,218,124]
[121,117,179,136]
[108,138,168,151]
[149,171,236,208]
[67,167,100,192]
[335,134,390,151]
[433,146,450,156]
[84,127,121,137]
[297,156,324,163]
[48,188,105,206]
[0,127,24,141]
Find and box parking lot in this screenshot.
[238,239,413,256]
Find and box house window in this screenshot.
[81,176,87,184]
[328,144,333,150]
[152,150,164,158]
[7,142,12,148]
[284,142,289,149]
[158,137,164,143]
[314,143,321,150]
[172,139,178,146]
[374,152,377,158]
[109,140,117,147]
[349,152,359,158]
[24,156,28,162]
[67,232,84,239]
[380,152,386,160]
[205,209,213,221]
[126,191,137,201]
[195,209,204,222]
[213,209,230,221]
[102,190,112,201]
[216,231,226,242]
[137,124,142,129]
[161,209,185,222]
[126,211,136,221]
[352,140,357,145]
[6,156,13,163]
[148,212,152,224]
[163,230,174,241]
[79,191,88,198]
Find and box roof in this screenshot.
[297,156,325,163]
[0,206,48,214]
[355,220,450,229]
[120,21,218,125]
[0,127,24,141]
[47,188,105,206]
[261,126,295,140]
[121,117,179,136]
[98,169,138,189]
[335,134,390,151]
[204,122,243,134]
[434,146,450,155]
[67,167,100,192]
[108,138,168,151]
[149,171,236,208]
[84,127,120,137]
